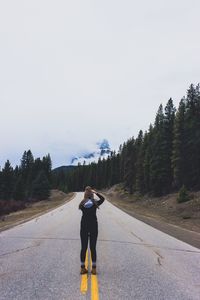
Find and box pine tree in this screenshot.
[119,142,126,183]
[21,150,34,177]
[1,160,14,200]
[135,130,145,193]
[143,125,153,193]
[150,105,166,195]
[101,158,108,189]
[32,171,50,200]
[123,138,135,194]
[42,154,52,182]
[32,158,43,181]
[20,150,34,197]
[110,151,120,186]
[162,98,176,193]
[13,175,26,201]
[184,84,200,189]
[172,98,186,188]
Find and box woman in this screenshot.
[79,186,105,275]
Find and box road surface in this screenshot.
[0,193,200,300]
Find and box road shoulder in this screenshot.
[0,191,75,233]
[105,195,200,249]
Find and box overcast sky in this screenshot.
[0,0,199,168]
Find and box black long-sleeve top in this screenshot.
[79,193,105,224]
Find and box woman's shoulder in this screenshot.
[79,199,86,209]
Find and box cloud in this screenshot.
[0,0,200,168]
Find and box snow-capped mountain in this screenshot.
[71,139,111,165]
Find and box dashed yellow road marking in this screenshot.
[80,249,88,294]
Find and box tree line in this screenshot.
[1,83,199,209]
[53,83,200,196]
[0,150,52,203]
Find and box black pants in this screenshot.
[80,222,98,264]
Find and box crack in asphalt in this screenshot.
[157,257,162,266]
[1,236,200,254]
[152,249,164,266]
[0,243,41,257]
[129,230,165,266]
[0,236,80,241]
[154,250,164,259]
[100,239,200,254]
[144,244,200,254]
[130,231,144,242]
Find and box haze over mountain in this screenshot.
[71,139,111,166]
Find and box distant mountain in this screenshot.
[52,165,77,174]
[52,139,112,173]
[97,139,111,156]
[71,139,111,166]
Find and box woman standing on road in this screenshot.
[79,186,105,275]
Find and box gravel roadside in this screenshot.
[104,191,200,249]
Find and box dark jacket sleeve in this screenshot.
[96,192,105,206]
[79,200,84,210]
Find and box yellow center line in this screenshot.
[90,252,99,300]
[91,274,99,300]
[80,250,100,300]
[80,249,88,294]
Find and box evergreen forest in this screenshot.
[1,83,200,216]
[0,150,52,215]
[52,84,200,196]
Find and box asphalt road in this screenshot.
[0,193,200,300]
